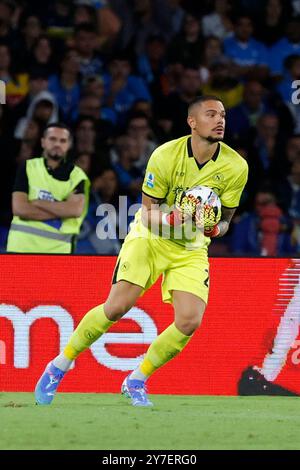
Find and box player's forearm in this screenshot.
[141,206,162,230]
[142,207,185,232]
[205,207,235,238]
[32,200,83,218]
[215,220,229,238]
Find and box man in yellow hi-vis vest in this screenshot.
[6,123,90,254]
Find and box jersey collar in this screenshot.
[187,136,220,169]
[43,157,75,181]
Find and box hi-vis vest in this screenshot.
[7,158,90,253]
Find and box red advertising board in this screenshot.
[0,255,300,395]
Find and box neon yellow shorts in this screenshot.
[112,236,209,304]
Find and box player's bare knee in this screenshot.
[175,308,204,335]
[176,316,202,336]
[103,281,142,321]
[104,299,133,320]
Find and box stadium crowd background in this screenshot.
[0,0,300,256]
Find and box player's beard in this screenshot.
[205,135,224,143]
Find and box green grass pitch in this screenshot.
[1,392,300,450]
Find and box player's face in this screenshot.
[188,100,226,143]
[41,128,71,161]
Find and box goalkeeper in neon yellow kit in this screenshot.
[35,96,248,406]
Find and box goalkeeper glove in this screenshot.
[162,191,200,227]
[204,224,220,237]
[161,209,186,226]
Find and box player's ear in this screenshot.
[187,115,195,130]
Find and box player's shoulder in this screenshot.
[219,142,248,172]
[148,135,189,166]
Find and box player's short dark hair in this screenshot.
[43,122,72,139]
[188,95,225,114]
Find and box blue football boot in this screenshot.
[35,361,65,405]
[121,375,153,407]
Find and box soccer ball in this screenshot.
[179,185,222,229]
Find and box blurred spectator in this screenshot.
[162,65,202,137]
[78,93,103,119]
[76,167,121,254]
[137,34,167,88]
[254,0,291,46]
[129,0,169,55]
[247,113,287,194]
[82,74,117,124]
[74,115,111,172]
[285,134,300,167]
[74,115,97,155]
[167,13,203,67]
[126,112,157,172]
[14,91,59,139]
[292,0,300,15]
[74,151,92,176]
[131,99,153,119]
[110,0,178,52]
[103,51,151,127]
[157,0,185,40]
[74,3,97,27]
[48,48,81,123]
[12,68,49,127]
[275,159,300,253]
[230,190,293,255]
[111,134,143,204]
[15,118,41,152]
[202,58,243,109]
[276,54,300,133]
[28,35,56,76]
[0,0,17,44]
[0,44,29,107]
[269,18,300,77]
[0,100,19,248]
[223,15,269,79]
[44,0,73,38]
[226,80,270,142]
[201,0,233,40]
[276,159,300,222]
[74,0,121,44]
[199,36,226,84]
[73,22,103,76]
[15,138,35,166]
[82,73,104,99]
[276,55,300,102]
[77,93,114,142]
[231,0,264,18]
[15,14,43,69]
[108,0,135,50]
